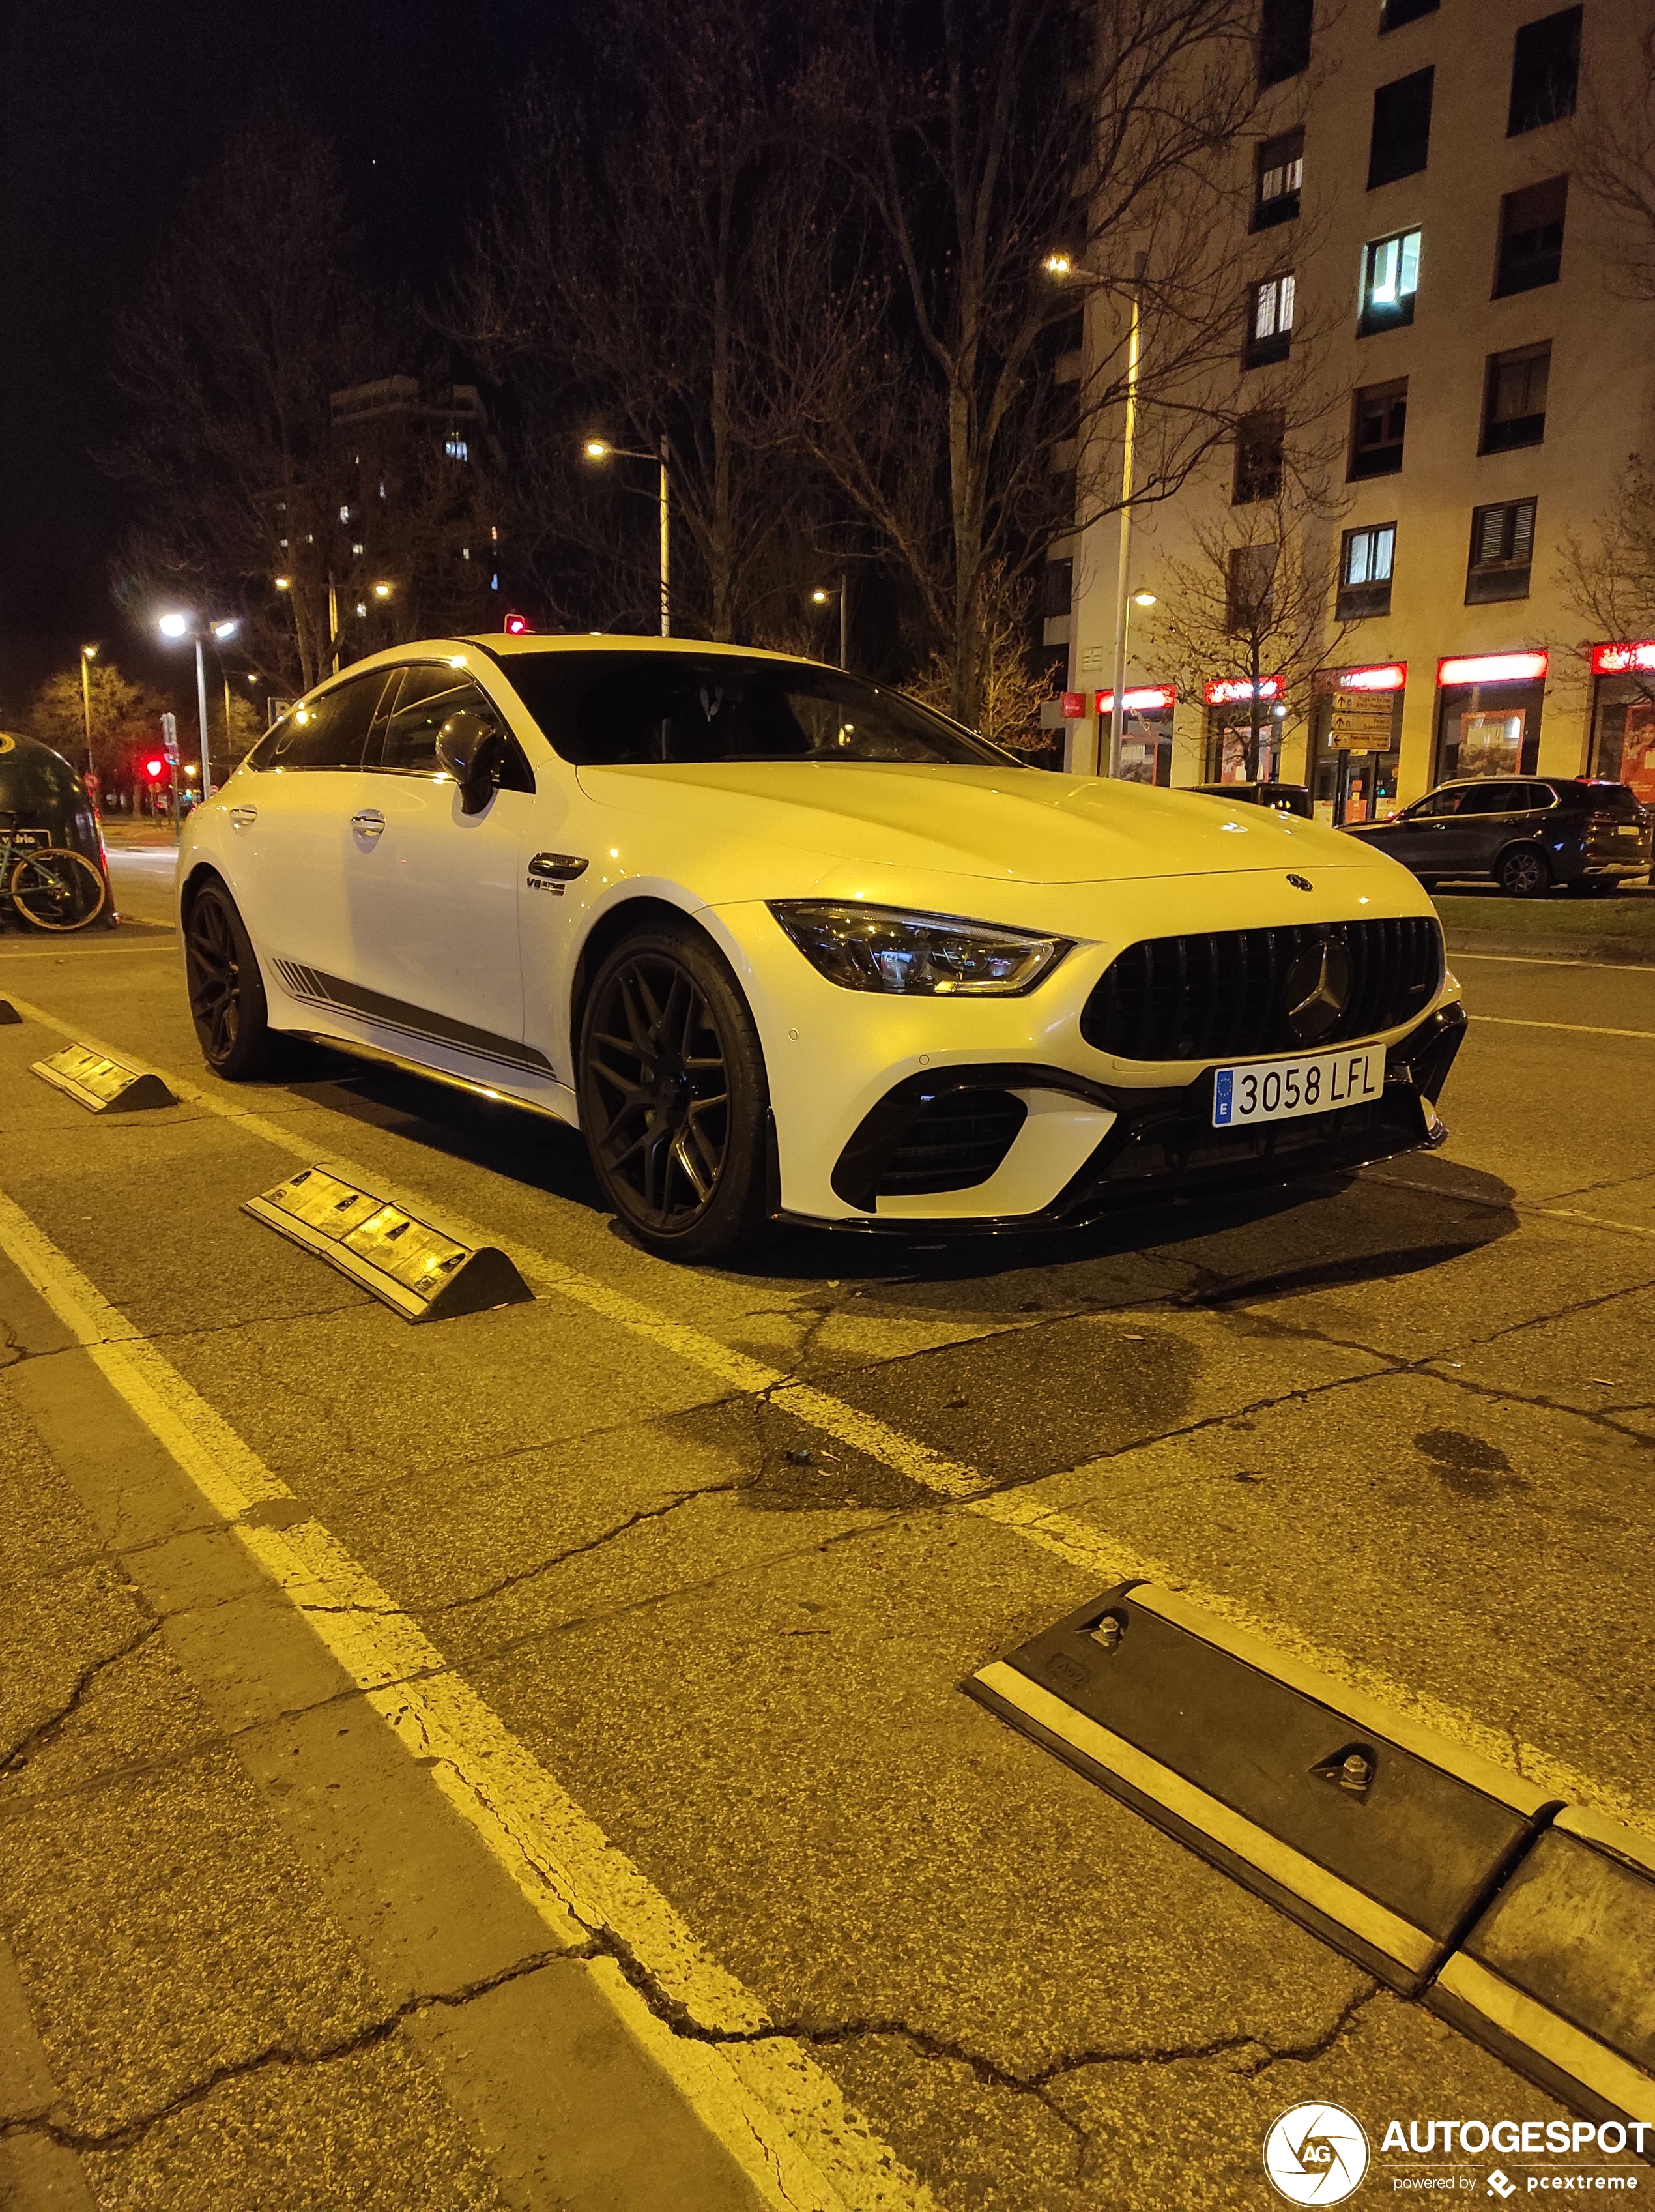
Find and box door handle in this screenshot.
[351,810,386,839]
[229,805,257,828]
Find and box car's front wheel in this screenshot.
[577,921,772,1262]
[183,876,285,1080]
[1497,846,1550,898]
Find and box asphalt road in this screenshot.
[1,851,1650,2210]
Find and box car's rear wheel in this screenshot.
[184,877,285,1080]
[1497,846,1550,898]
[577,922,771,1262]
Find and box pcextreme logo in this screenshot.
[1264,2103,1372,2204]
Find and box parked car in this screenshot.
[176,635,1465,1260]
[1188,781,1314,819]
[1344,776,1652,897]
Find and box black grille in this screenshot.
[876,1088,1028,1197]
[1080,918,1442,1062]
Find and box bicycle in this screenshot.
[0,811,108,931]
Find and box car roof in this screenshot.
[467,632,838,669]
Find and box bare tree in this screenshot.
[107,105,390,691]
[1571,21,1655,301]
[1559,452,1655,664]
[782,0,1263,725]
[455,0,837,643]
[904,562,1052,750]
[1147,456,1349,779]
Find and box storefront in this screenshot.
[1434,650,1547,783]
[1588,641,1655,806]
[1310,662,1404,826]
[1095,684,1175,785]
[1203,677,1285,783]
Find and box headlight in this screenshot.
[768,901,1069,995]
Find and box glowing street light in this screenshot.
[156,611,241,801]
[583,433,672,635]
[372,580,393,600]
[1042,252,1074,278]
[1132,590,1157,609]
[274,575,291,590]
[810,578,850,669]
[78,644,98,773]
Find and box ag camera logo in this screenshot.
[1263,2103,1372,2204]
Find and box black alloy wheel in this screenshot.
[577,924,771,1262]
[184,877,283,1080]
[1497,845,1550,899]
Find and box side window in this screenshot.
[1457,783,1522,815]
[255,673,389,771]
[1414,790,1463,818]
[1524,782,1559,810]
[371,666,535,792]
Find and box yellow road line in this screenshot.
[1473,1015,1655,1041]
[0,1181,942,2212]
[8,989,1650,1837]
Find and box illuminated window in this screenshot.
[1359,227,1421,334]
[445,433,470,461]
[1254,131,1303,230]
[1338,524,1396,620]
[1246,273,1296,366]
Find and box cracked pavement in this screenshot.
[0,910,1650,2208]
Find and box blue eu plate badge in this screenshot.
[1214,1070,1234,1126]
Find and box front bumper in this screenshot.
[775,1004,1467,1238]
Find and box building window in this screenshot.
[1495,177,1568,296]
[445,433,470,461]
[1349,379,1408,478]
[1368,68,1435,188]
[1042,559,1074,618]
[1380,0,1438,27]
[1233,411,1284,504]
[1480,343,1551,452]
[1338,524,1396,620]
[1508,7,1581,136]
[1254,130,1303,230]
[1359,227,1422,334]
[1226,544,1279,632]
[1258,0,1312,87]
[1466,498,1537,604]
[1245,273,1296,366]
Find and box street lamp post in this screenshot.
[158,613,240,804]
[1106,261,1146,782]
[810,577,849,669]
[78,645,98,774]
[583,436,672,636]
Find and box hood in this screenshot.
[575,759,1360,884]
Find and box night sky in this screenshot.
[0,0,565,715]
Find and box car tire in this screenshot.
[183,876,287,1081]
[577,920,773,1264]
[1497,846,1551,899]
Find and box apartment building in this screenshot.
[1056,0,1655,822]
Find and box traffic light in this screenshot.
[145,756,166,781]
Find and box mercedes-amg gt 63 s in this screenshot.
[179,635,1467,1260]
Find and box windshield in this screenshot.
[498,650,1015,768]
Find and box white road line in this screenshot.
[1452,950,1655,974]
[8,986,1652,1844]
[1472,1015,1655,1041]
[0,1183,942,2212]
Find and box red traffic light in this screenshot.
[145,757,166,780]
[502,612,532,636]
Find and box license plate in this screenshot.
[1212,1041,1386,1128]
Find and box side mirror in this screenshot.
[435,708,503,815]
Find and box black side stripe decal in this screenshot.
[272,960,556,1078]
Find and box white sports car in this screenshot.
[179,635,1465,1260]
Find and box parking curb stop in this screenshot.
[245,1166,534,1324]
[30,1043,177,1113]
[966,1583,1559,1997]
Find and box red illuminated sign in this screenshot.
[1095,685,1175,715]
[1204,675,1283,706]
[144,757,166,780]
[502,612,533,636]
[1591,641,1655,676]
[1436,650,1547,688]
[1061,690,1086,718]
[1337,662,1406,692]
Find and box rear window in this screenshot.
[498,650,1013,768]
[1565,780,1644,820]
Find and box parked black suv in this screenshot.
[1188,781,1314,819]
[1344,777,1652,897]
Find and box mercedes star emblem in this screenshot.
[1283,933,1352,1044]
